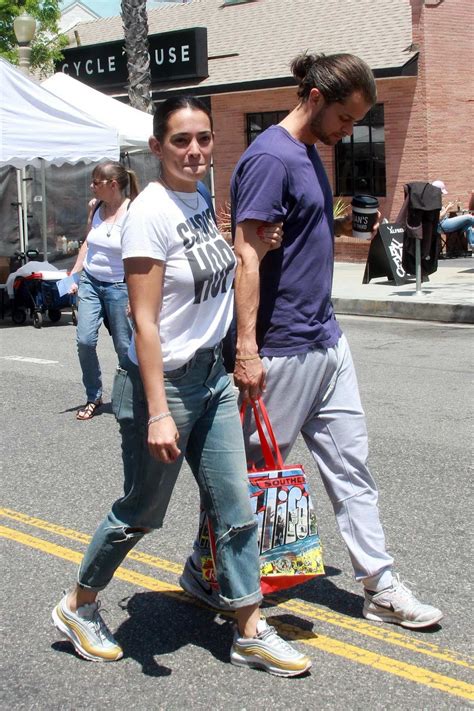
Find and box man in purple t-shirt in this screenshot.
[181,53,442,630]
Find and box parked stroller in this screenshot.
[9,250,77,329]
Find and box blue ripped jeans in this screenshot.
[76,271,132,402]
[78,346,262,609]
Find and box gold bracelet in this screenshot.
[235,354,260,361]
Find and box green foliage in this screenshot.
[0,0,68,75]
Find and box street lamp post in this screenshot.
[13,12,38,256]
[13,12,37,75]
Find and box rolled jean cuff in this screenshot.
[76,579,110,594]
[220,587,263,610]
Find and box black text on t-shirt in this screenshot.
[176,208,236,304]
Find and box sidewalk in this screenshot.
[332,256,474,323]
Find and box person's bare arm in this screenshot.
[69,199,98,291]
[233,219,279,402]
[124,257,180,463]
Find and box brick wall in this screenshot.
[211,3,473,262]
[419,0,473,206]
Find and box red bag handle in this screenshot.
[240,397,284,470]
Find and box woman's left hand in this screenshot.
[256,222,283,250]
[148,417,181,463]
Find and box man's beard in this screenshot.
[309,104,336,145]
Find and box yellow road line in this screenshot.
[0,507,182,574]
[1,524,473,702]
[1,507,471,671]
[265,597,474,671]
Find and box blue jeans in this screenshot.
[78,347,262,609]
[440,215,474,246]
[76,271,132,402]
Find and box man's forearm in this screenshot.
[235,256,260,356]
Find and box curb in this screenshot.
[332,298,474,324]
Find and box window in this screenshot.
[335,104,386,197]
[246,111,289,145]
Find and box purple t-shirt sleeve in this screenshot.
[234,154,288,224]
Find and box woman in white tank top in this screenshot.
[69,161,139,420]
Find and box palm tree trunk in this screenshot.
[121,0,153,113]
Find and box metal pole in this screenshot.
[40,160,48,261]
[21,168,29,252]
[16,169,25,253]
[415,239,421,293]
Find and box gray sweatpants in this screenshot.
[243,333,393,587]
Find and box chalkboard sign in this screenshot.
[363,222,409,285]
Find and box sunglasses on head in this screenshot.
[91,179,112,186]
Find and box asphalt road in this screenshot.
[1,313,473,710]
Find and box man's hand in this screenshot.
[147,417,181,463]
[257,222,283,250]
[371,210,382,239]
[233,356,266,402]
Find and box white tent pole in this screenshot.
[21,167,29,252]
[40,159,48,261]
[16,169,25,253]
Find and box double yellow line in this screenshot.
[1,507,473,701]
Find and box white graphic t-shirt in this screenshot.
[121,181,236,371]
[84,204,127,283]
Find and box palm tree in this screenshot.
[121,0,153,113]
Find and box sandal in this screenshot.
[76,398,103,420]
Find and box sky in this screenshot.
[60,1,185,19]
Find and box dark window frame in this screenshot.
[246,110,289,145]
[335,103,386,197]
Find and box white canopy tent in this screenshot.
[0,58,119,259]
[42,73,153,150]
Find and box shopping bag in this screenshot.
[201,397,324,595]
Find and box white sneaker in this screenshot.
[52,593,123,662]
[363,574,443,629]
[179,556,232,611]
[231,618,312,677]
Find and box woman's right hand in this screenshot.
[148,417,181,463]
[69,282,79,295]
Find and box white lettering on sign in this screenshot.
[97,57,104,74]
[108,56,116,72]
[73,61,81,75]
[388,238,406,278]
[62,63,69,73]
[387,225,404,235]
[153,46,188,67]
[85,59,93,74]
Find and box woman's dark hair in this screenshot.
[153,95,213,141]
[291,53,377,106]
[92,161,140,201]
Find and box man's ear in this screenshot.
[149,135,162,158]
[308,87,325,110]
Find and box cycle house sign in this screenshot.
[57,28,208,89]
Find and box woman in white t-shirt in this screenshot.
[70,161,139,420]
[52,97,310,678]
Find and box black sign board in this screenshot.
[363,222,409,285]
[57,27,208,89]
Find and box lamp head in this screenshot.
[13,12,37,46]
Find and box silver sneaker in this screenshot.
[179,557,232,611]
[363,574,443,629]
[52,593,123,662]
[231,618,312,677]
